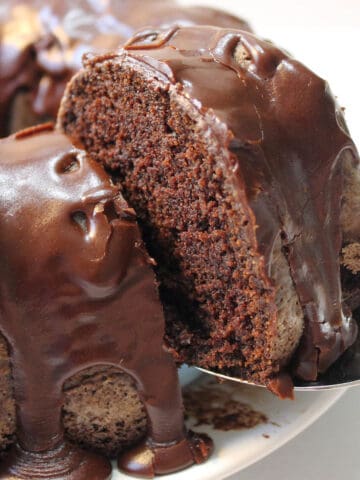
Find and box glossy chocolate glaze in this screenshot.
[0,123,208,478]
[0,0,250,136]
[121,26,359,381]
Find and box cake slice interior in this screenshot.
[59,54,304,393]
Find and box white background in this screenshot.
[179,1,360,479]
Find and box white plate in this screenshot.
[112,367,346,480]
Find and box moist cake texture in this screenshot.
[59,25,359,395]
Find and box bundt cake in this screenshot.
[0,123,210,478]
[59,25,360,397]
[0,123,149,461]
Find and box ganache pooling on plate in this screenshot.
[0,123,211,479]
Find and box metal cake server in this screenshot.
[196,329,360,391]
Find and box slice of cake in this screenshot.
[0,123,210,478]
[58,25,359,397]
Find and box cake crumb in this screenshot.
[183,379,267,431]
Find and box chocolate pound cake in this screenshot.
[59,25,359,397]
[0,0,250,137]
[0,123,210,478]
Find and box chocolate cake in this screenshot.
[0,123,211,478]
[59,25,360,397]
[0,0,250,137]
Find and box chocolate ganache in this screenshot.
[0,0,251,137]
[123,26,359,381]
[0,123,210,479]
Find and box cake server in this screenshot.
[197,329,360,391]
